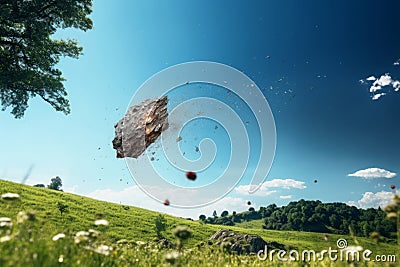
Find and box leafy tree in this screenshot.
[212,210,217,218]
[199,214,206,221]
[57,202,68,216]
[0,0,93,118]
[248,207,255,212]
[154,214,167,239]
[48,176,62,191]
[221,210,229,217]
[33,184,45,188]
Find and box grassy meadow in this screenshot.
[0,179,398,266]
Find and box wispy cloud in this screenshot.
[235,178,306,196]
[348,167,396,179]
[279,195,293,199]
[347,190,399,209]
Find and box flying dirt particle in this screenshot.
[163,199,170,206]
[314,179,318,183]
[186,171,197,181]
[245,121,249,124]
[391,185,396,190]
[247,201,251,206]
[185,81,190,85]
[265,55,271,59]
[214,125,218,130]
[176,136,182,142]
[150,157,155,161]
[120,179,122,182]
[195,146,199,152]
[152,152,156,155]
[98,147,101,150]
[194,137,198,141]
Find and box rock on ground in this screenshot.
[209,229,286,255]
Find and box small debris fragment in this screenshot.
[390,185,396,190]
[176,136,182,142]
[247,201,251,206]
[163,199,170,206]
[195,146,199,152]
[186,172,197,181]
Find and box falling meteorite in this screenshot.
[112,96,168,158]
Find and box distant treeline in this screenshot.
[200,199,396,239]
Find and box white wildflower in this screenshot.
[52,233,66,241]
[165,251,179,264]
[0,235,12,242]
[17,211,28,224]
[88,229,100,237]
[94,244,112,256]
[58,255,64,263]
[1,193,20,200]
[74,231,89,243]
[94,219,109,226]
[0,217,12,228]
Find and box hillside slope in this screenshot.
[0,179,398,266]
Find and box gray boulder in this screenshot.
[209,229,286,255]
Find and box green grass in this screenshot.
[234,218,264,229]
[0,179,398,266]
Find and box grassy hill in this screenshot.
[0,179,398,266]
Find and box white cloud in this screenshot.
[348,167,396,179]
[392,80,400,91]
[279,195,293,199]
[369,84,382,93]
[375,74,392,86]
[235,178,306,196]
[362,72,400,99]
[86,185,249,219]
[347,190,399,209]
[372,93,386,100]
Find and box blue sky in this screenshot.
[1,0,399,218]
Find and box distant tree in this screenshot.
[33,184,45,188]
[248,207,255,212]
[212,210,218,218]
[57,202,68,216]
[48,176,62,191]
[154,214,167,239]
[232,211,236,216]
[199,214,206,221]
[221,210,229,217]
[0,0,93,118]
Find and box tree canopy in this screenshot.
[48,176,62,191]
[0,0,93,118]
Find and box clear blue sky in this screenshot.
[1,0,399,218]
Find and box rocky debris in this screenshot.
[112,96,168,158]
[209,229,286,255]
